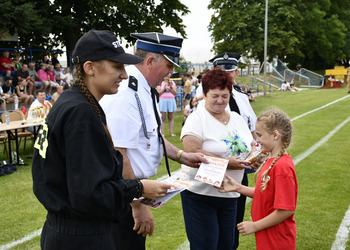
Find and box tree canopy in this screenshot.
[0,0,189,62]
[208,0,350,70]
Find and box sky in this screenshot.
[124,0,215,64]
[170,0,215,64]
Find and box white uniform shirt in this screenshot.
[180,108,253,197]
[231,88,257,132]
[100,65,162,179]
[197,87,257,132]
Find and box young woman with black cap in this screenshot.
[32,29,170,250]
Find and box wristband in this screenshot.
[135,179,144,199]
[176,150,183,162]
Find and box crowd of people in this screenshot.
[0,29,298,250]
[0,50,73,112]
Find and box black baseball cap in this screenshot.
[72,30,143,65]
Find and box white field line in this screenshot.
[175,115,350,250]
[290,95,350,122]
[293,116,350,165]
[0,229,42,250]
[173,97,350,250]
[1,96,349,249]
[331,205,350,250]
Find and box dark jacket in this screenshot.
[32,86,138,222]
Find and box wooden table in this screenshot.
[0,120,42,164]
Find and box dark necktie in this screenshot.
[229,94,240,115]
[151,88,171,176]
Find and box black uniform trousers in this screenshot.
[41,212,117,250]
[234,172,248,249]
[112,208,146,250]
[229,92,248,249]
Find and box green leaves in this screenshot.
[208,0,350,70]
[0,0,189,59]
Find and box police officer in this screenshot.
[100,32,206,249]
[209,52,258,249]
[32,30,170,250]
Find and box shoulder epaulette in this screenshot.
[128,76,138,91]
[233,84,243,93]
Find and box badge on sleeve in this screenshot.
[34,120,49,159]
[128,76,138,91]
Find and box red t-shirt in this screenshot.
[0,57,13,71]
[251,154,298,250]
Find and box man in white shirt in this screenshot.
[100,32,206,249]
[27,90,52,132]
[27,90,52,119]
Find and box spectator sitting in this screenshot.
[13,63,37,96]
[290,81,301,92]
[279,80,291,91]
[53,63,63,84]
[27,62,42,92]
[63,67,73,88]
[0,51,15,80]
[12,53,22,71]
[241,85,255,102]
[36,63,50,92]
[26,90,52,132]
[58,67,72,89]
[51,85,63,104]
[47,65,59,95]
[15,78,34,108]
[0,80,18,111]
[183,96,198,125]
[45,60,52,72]
[2,79,15,96]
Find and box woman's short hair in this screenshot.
[202,67,233,96]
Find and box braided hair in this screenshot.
[72,63,114,145]
[254,109,292,191]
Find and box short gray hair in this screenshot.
[135,49,163,63]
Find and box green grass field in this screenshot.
[1,87,349,249]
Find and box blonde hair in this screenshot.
[254,109,292,191]
[72,62,113,145]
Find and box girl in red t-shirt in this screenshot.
[218,109,298,250]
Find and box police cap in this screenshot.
[131,32,183,67]
[209,52,241,71]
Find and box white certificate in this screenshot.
[195,155,228,187]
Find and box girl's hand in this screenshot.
[217,174,240,193]
[237,221,257,236]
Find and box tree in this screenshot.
[0,0,189,61]
[177,55,192,77]
[208,0,303,66]
[208,0,350,70]
[290,0,347,69]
